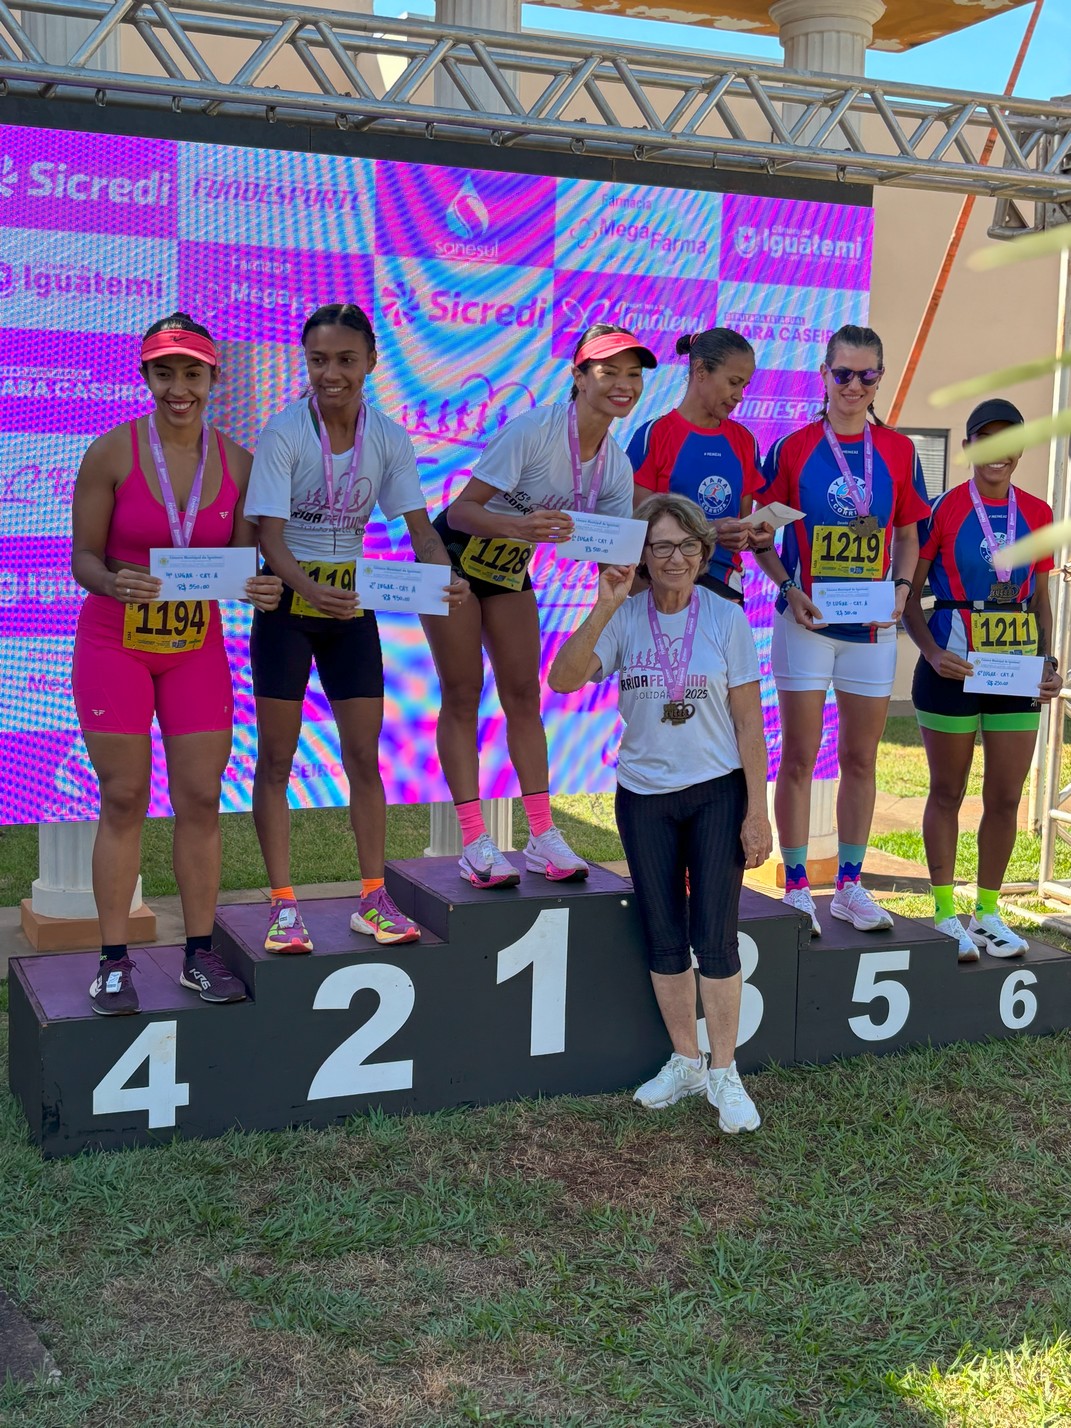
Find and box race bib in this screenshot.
[810,524,885,580]
[290,559,361,619]
[459,535,533,592]
[971,610,1038,655]
[122,600,208,653]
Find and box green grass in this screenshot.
[2,952,1071,1427]
[871,827,1059,888]
[877,715,1071,803]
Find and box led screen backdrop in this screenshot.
[0,123,873,824]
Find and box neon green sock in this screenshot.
[976,887,1000,918]
[932,885,956,923]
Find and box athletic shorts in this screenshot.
[912,655,1040,734]
[771,609,897,698]
[72,593,232,736]
[432,508,534,600]
[250,576,383,703]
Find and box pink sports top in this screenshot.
[105,421,239,568]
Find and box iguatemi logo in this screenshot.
[437,177,497,261]
[731,222,863,263]
[697,474,733,518]
[0,157,17,199]
[379,281,548,332]
[826,476,860,521]
[733,227,758,258]
[0,258,164,302]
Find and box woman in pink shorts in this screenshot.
[70,312,281,1016]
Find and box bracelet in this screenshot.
[1044,654,1059,670]
[778,578,800,598]
[893,578,913,592]
[753,544,773,554]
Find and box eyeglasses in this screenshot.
[829,366,884,387]
[645,537,704,558]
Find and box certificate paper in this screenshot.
[743,502,805,531]
[811,580,895,626]
[557,511,647,565]
[964,654,1044,698]
[150,546,255,600]
[356,559,454,616]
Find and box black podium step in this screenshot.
[8,867,1071,1158]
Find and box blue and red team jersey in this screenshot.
[762,419,931,643]
[628,409,764,588]
[920,481,1054,657]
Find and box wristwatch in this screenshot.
[1044,654,1059,671]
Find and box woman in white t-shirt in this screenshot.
[428,323,656,888]
[549,493,772,1132]
[244,303,466,955]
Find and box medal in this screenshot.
[987,581,1018,604]
[969,480,1021,603]
[823,420,875,528]
[312,397,367,529]
[567,403,608,513]
[850,514,879,535]
[647,589,700,731]
[147,412,209,549]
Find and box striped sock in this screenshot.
[781,845,808,892]
[836,842,867,890]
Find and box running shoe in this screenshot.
[830,881,894,932]
[89,955,139,1016]
[264,898,313,954]
[707,1062,762,1134]
[351,887,421,945]
[935,914,979,963]
[524,827,589,882]
[633,1052,708,1110]
[459,832,520,889]
[180,949,247,1003]
[783,886,821,937]
[968,912,1029,959]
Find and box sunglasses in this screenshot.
[829,366,884,387]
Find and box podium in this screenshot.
[9,861,1071,1157]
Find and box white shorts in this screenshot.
[771,610,897,698]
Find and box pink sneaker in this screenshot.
[350,887,420,945]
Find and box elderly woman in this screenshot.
[549,493,772,1132]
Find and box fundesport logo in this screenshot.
[720,193,872,292]
[551,269,718,362]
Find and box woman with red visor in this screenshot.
[71,312,281,1016]
[428,323,657,886]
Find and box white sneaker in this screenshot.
[707,1061,761,1134]
[633,1052,708,1109]
[968,912,1029,959]
[524,826,589,882]
[783,886,821,937]
[459,832,519,889]
[830,880,894,932]
[935,914,979,962]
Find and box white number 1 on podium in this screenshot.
[497,909,569,1056]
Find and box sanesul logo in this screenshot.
[720,194,872,292]
[446,177,490,242]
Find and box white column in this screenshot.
[769,0,885,78]
[434,0,520,115]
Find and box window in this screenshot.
[903,427,950,499]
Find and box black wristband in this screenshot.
[893,578,913,592]
[1044,654,1059,670]
[753,544,773,554]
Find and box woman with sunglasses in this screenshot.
[756,324,929,937]
[428,323,656,889]
[628,328,769,605]
[549,493,771,1130]
[902,399,1060,959]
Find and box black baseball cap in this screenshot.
[966,398,1025,440]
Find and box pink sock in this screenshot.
[522,791,553,838]
[456,800,486,846]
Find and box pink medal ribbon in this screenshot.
[969,479,1019,602]
[647,589,700,726]
[823,420,874,523]
[567,403,607,513]
[147,412,209,549]
[312,398,367,529]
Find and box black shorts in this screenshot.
[432,508,534,600]
[912,655,1039,734]
[250,575,384,703]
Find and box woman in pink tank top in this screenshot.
[70,312,281,1017]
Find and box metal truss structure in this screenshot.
[0,0,1070,205]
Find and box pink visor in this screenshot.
[140,330,219,367]
[574,331,657,369]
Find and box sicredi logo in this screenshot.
[0,260,164,302]
[731,223,863,264]
[0,158,171,207]
[438,178,497,261]
[380,283,548,331]
[0,157,17,199]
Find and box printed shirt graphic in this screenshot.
[593,587,760,795]
[920,481,1054,657]
[628,409,764,583]
[245,399,425,561]
[761,420,930,643]
[471,404,633,521]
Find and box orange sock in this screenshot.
[361,877,385,898]
[271,885,296,903]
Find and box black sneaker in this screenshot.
[180,949,247,1003]
[89,956,140,1016]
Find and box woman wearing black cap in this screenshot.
[902,399,1062,959]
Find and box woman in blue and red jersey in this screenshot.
[756,324,930,938]
[628,329,769,605]
[903,399,1061,961]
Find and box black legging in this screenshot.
[615,769,746,979]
